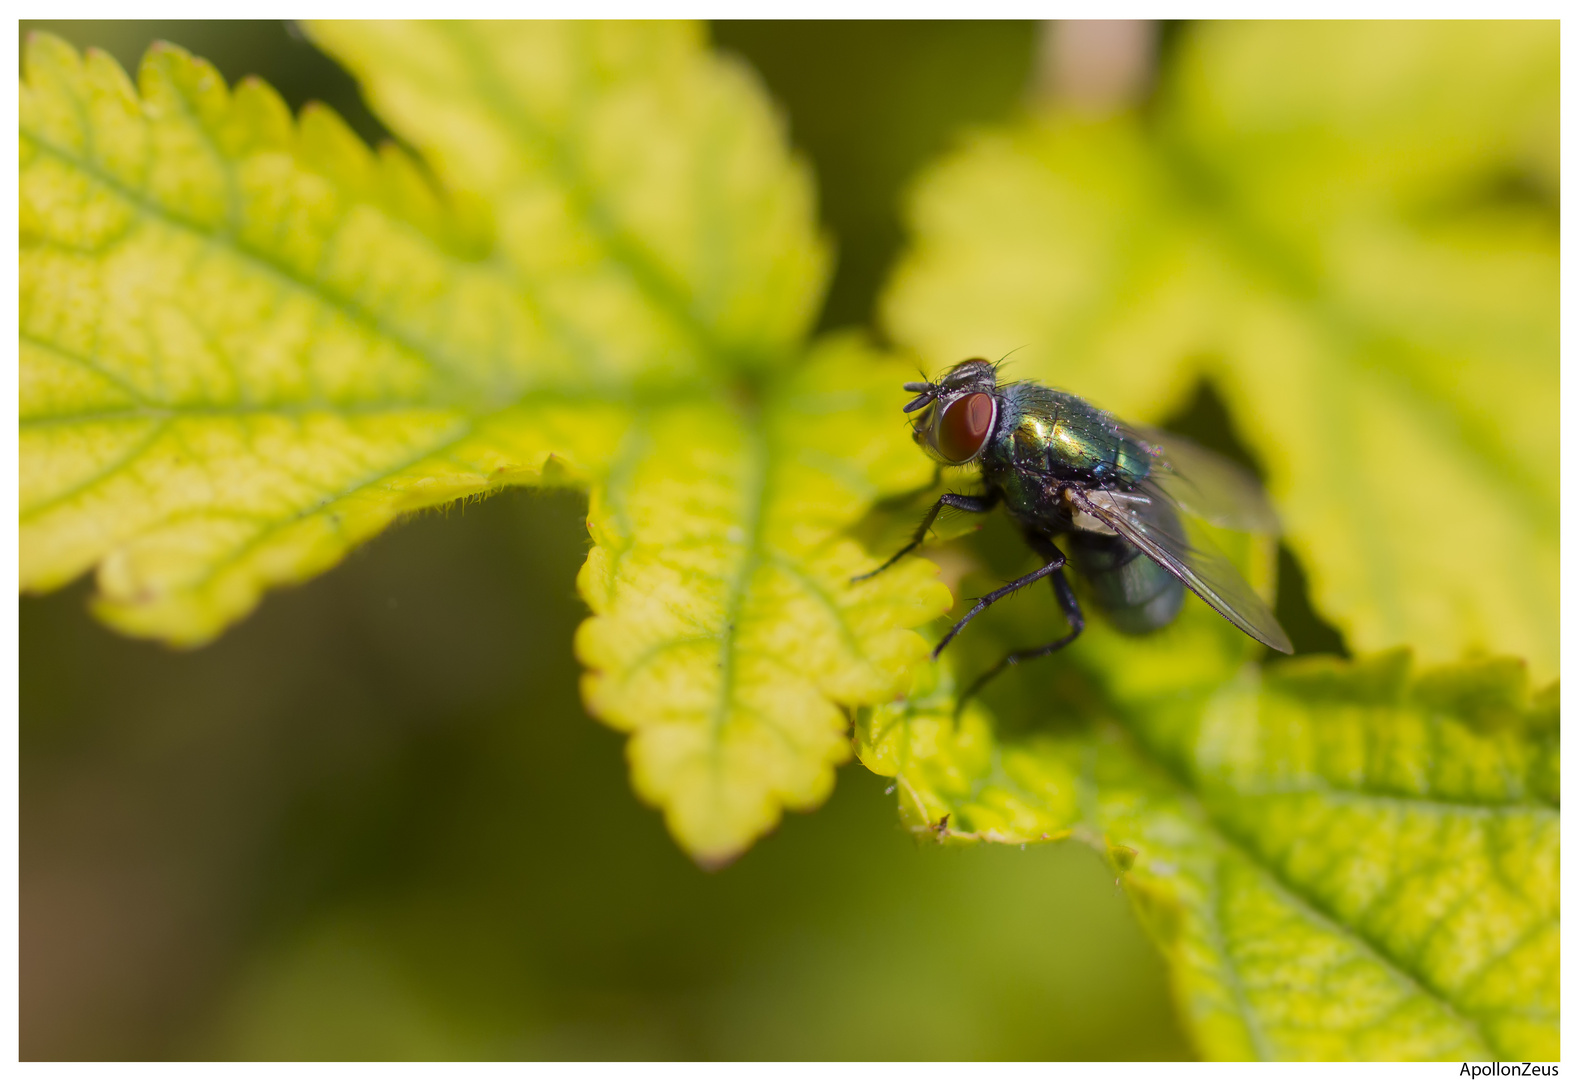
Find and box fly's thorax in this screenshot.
[991,384,1152,487]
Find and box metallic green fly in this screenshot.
[856,358,1293,703]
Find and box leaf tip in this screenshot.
[22,29,79,80]
[297,100,375,188]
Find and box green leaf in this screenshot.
[883,21,1558,680]
[20,33,621,644]
[860,637,1559,1060]
[19,28,948,862]
[577,335,950,863]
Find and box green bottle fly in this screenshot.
[858,358,1292,703]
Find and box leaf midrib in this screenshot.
[434,22,746,372]
[92,410,482,609]
[708,410,770,760]
[1214,782,1560,817]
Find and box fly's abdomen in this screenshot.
[1066,497,1187,635]
[1068,532,1184,633]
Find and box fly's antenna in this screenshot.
[901,379,938,414]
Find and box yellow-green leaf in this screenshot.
[883,21,1558,680]
[20,33,623,643]
[578,336,951,863]
[20,28,947,863]
[861,640,1559,1060]
[307,20,828,376]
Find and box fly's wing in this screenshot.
[1068,484,1294,654]
[1127,425,1279,533]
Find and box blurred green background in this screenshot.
[18,21,1211,1061]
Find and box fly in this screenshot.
[856,358,1293,704]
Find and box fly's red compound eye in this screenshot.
[937,392,995,463]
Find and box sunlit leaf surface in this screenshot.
[860,607,1559,1059]
[884,21,1558,679]
[578,337,950,862]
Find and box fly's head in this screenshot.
[903,358,1001,466]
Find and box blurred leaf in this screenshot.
[18,28,948,862]
[861,636,1559,1060]
[576,337,950,863]
[884,21,1558,680]
[306,20,829,376]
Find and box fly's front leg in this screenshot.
[956,537,1085,711]
[851,488,999,583]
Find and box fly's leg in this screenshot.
[956,542,1085,711]
[851,489,999,583]
[932,543,1067,658]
